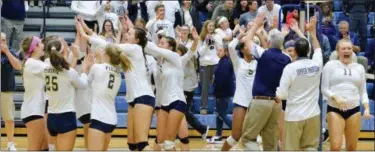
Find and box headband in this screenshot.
[25,36,41,59]
[284,40,296,49]
[218,16,228,25]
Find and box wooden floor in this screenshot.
[1,136,374,151]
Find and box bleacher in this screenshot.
[3,1,375,137]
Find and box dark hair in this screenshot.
[42,35,59,58]
[155,4,165,13]
[100,19,116,37]
[47,40,70,71]
[132,27,149,71]
[294,38,309,57]
[163,36,177,52]
[177,44,188,55]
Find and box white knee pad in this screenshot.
[163,140,175,150]
[226,136,238,147]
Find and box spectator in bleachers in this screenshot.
[1,0,27,51]
[127,0,148,23]
[317,2,337,52]
[233,0,249,25]
[365,25,375,71]
[214,17,233,46]
[257,0,283,31]
[239,0,258,27]
[146,1,180,27]
[1,32,21,151]
[109,0,128,17]
[29,0,42,7]
[175,0,202,33]
[198,20,218,114]
[343,0,373,54]
[97,3,119,33]
[335,21,369,70]
[70,1,101,31]
[146,4,175,44]
[211,0,235,24]
[99,20,117,43]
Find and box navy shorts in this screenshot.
[282,100,287,111]
[233,103,247,110]
[129,95,155,108]
[327,105,360,120]
[45,100,49,114]
[90,119,116,133]
[47,112,77,136]
[22,115,44,124]
[155,106,161,110]
[78,113,91,124]
[161,100,187,113]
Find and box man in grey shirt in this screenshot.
[239,0,258,26]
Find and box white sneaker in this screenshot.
[201,126,210,140]
[206,136,223,144]
[7,142,17,151]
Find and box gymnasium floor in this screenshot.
[2,136,374,151]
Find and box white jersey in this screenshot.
[322,60,369,110]
[228,39,257,108]
[154,57,163,108]
[21,58,47,119]
[44,66,88,114]
[89,63,122,125]
[146,55,157,90]
[89,35,155,103]
[145,42,186,106]
[276,48,323,121]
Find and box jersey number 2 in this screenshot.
[108,74,115,89]
[45,76,58,91]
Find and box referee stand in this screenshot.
[278,1,324,151]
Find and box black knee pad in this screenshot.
[180,137,190,144]
[127,143,137,151]
[42,148,49,151]
[137,141,149,151]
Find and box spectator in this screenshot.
[208,46,235,143]
[176,0,202,33]
[317,2,337,51]
[343,0,372,53]
[146,1,180,26]
[239,0,258,27]
[29,0,41,7]
[257,0,283,30]
[198,20,218,114]
[109,0,128,17]
[211,0,234,24]
[71,1,101,31]
[127,0,148,23]
[214,16,233,46]
[99,20,117,43]
[1,32,22,151]
[97,3,119,33]
[1,0,27,51]
[336,21,361,53]
[233,0,249,24]
[146,4,175,43]
[365,25,375,70]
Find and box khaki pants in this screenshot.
[283,115,320,150]
[1,92,15,121]
[240,99,281,151]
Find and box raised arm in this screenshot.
[181,27,200,66]
[242,13,266,59]
[228,27,246,69]
[309,16,323,67]
[145,42,181,67]
[1,46,22,70]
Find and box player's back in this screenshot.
[89,63,122,125]
[44,66,87,114]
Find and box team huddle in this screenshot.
[13,2,371,152]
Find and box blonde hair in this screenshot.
[200,20,215,41]
[105,44,132,72]
[335,39,353,52]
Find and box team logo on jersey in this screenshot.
[248,69,254,75]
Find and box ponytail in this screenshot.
[105,44,133,72]
[47,40,69,71]
[133,27,149,71]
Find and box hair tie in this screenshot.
[25,36,41,60]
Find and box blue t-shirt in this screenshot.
[1,0,26,21]
[1,49,19,92]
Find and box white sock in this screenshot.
[7,142,15,147]
[49,144,55,151]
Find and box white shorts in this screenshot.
[1,92,15,121]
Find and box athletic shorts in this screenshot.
[47,112,77,136]
[1,92,15,121]
[327,105,360,120]
[22,115,44,124]
[161,100,187,113]
[90,119,116,133]
[128,95,155,108]
[78,113,91,124]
